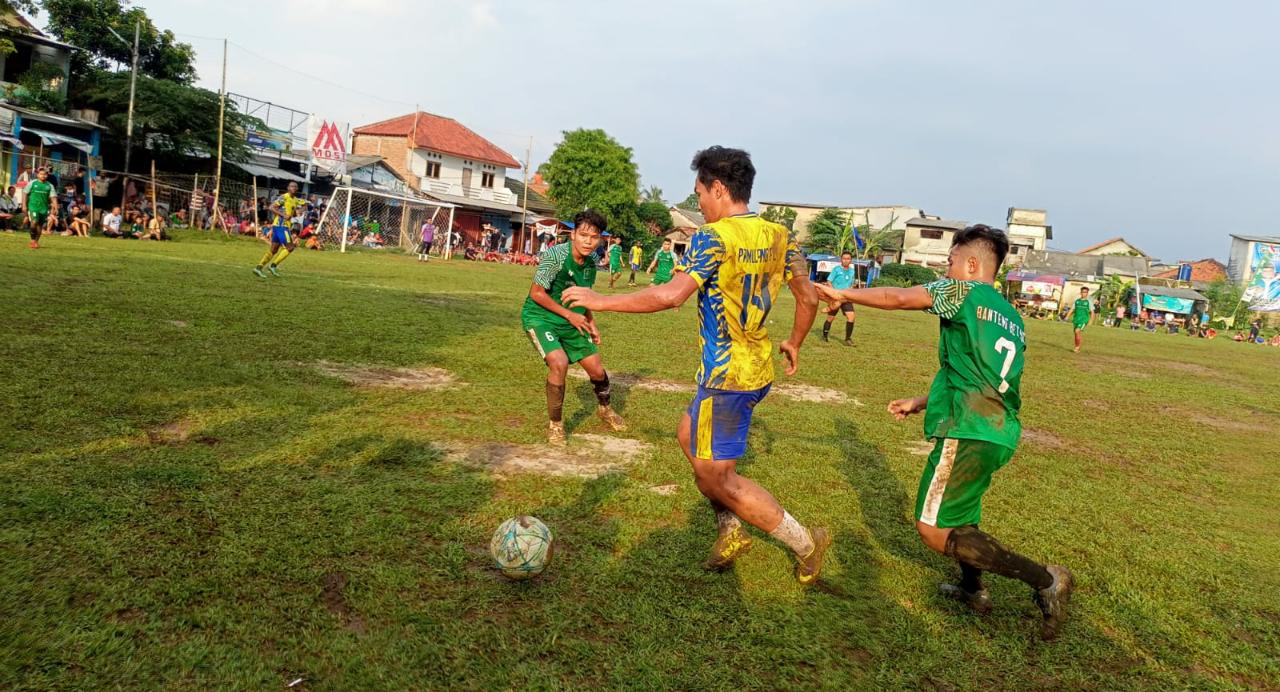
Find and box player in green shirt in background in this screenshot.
[647,238,677,285]
[1071,286,1094,353]
[607,236,624,289]
[24,168,56,249]
[816,224,1074,641]
[521,209,627,445]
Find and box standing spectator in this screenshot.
[1114,303,1125,328]
[101,206,124,237]
[0,185,18,231]
[417,218,436,262]
[1199,310,1210,336]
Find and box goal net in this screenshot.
[316,187,455,254]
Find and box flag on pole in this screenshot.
[851,224,865,252]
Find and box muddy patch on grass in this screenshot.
[168,320,189,328]
[1155,360,1214,376]
[146,418,220,446]
[1022,427,1067,449]
[1077,356,1152,380]
[313,361,460,391]
[448,434,651,479]
[903,440,935,456]
[648,483,679,496]
[567,370,693,394]
[1160,406,1259,432]
[1082,399,1111,413]
[773,383,862,405]
[320,572,367,634]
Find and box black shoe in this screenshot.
[821,332,830,342]
[1035,565,1074,641]
[939,582,994,614]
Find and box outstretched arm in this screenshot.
[815,284,934,311]
[778,272,819,375]
[562,273,699,313]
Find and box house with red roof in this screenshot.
[351,111,523,243]
[1152,258,1227,283]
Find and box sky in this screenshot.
[135,0,1278,262]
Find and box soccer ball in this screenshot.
[489,516,553,580]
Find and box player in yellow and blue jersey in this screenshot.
[254,181,307,278]
[564,146,831,584]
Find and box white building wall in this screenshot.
[1008,222,1048,251]
[901,227,954,267]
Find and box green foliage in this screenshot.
[74,70,261,162]
[12,60,66,113]
[878,262,938,286]
[676,193,699,212]
[1201,278,1251,327]
[41,0,197,84]
[761,205,797,231]
[805,208,854,255]
[1098,275,1133,315]
[637,200,673,233]
[544,128,642,243]
[640,185,664,204]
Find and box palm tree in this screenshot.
[640,185,664,204]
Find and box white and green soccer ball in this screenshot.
[490,516,553,580]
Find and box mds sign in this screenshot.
[309,117,348,175]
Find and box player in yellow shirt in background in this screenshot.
[254,181,306,278]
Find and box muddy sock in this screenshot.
[546,381,565,422]
[769,511,814,557]
[945,525,1052,590]
[959,562,984,592]
[590,373,611,407]
[844,321,854,340]
[716,508,742,535]
[822,320,832,337]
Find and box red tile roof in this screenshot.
[1153,258,1227,282]
[353,111,520,168]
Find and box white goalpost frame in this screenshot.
[320,186,453,254]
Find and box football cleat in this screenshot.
[939,582,994,614]
[703,526,753,571]
[547,420,567,446]
[1035,565,1075,641]
[597,405,627,432]
[795,527,832,585]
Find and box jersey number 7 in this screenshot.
[994,337,1016,394]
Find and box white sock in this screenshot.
[769,511,814,557]
[716,509,742,534]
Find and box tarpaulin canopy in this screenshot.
[1007,270,1064,285]
[21,127,92,154]
[0,133,23,150]
[231,160,307,183]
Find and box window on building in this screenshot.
[425,161,441,179]
[919,229,944,240]
[481,172,495,188]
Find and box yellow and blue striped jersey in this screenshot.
[272,193,306,227]
[678,213,802,391]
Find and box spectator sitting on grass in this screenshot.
[68,201,90,237]
[363,231,384,248]
[0,185,18,230]
[127,213,145,239]
[144,214,167,241]
[101,207,124,237]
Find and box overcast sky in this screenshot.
[139,0,1277,262]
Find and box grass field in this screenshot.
[2,231,1278,689]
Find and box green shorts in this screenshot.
[29,211,49,226]
[915,438,1015,528]
[653,274,672,285]
[1073,320,1088,332]
[523,320,598,364]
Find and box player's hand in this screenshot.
[779,339,800,376]
[565,310,593,336]
[561,286,602,311]
[585,318,601,345]
[813,283,841,305]
[887,397,926,421]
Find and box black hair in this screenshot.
[574,208,608,233]
[841,251,853,258]
[951,224,1010,269]
[690,146,755,203]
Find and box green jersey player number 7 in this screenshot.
[814,224,1075,642]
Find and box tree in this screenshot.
[805,208,853,255]
[640,184,664,204]
[543,128,642,242]
[761,205,797,231]
[42,0,197,84]
[875,262,938,287]
[676,193,700,212]
[75,70,261,163]
[1201,279,1251,328]
[637,199,673,239]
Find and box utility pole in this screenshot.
[521,136,531,252]
[211,38,228,232]
[107,21,141,174]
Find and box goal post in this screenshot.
[316,187,455,254]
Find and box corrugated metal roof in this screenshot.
[1139,285,1207,301]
